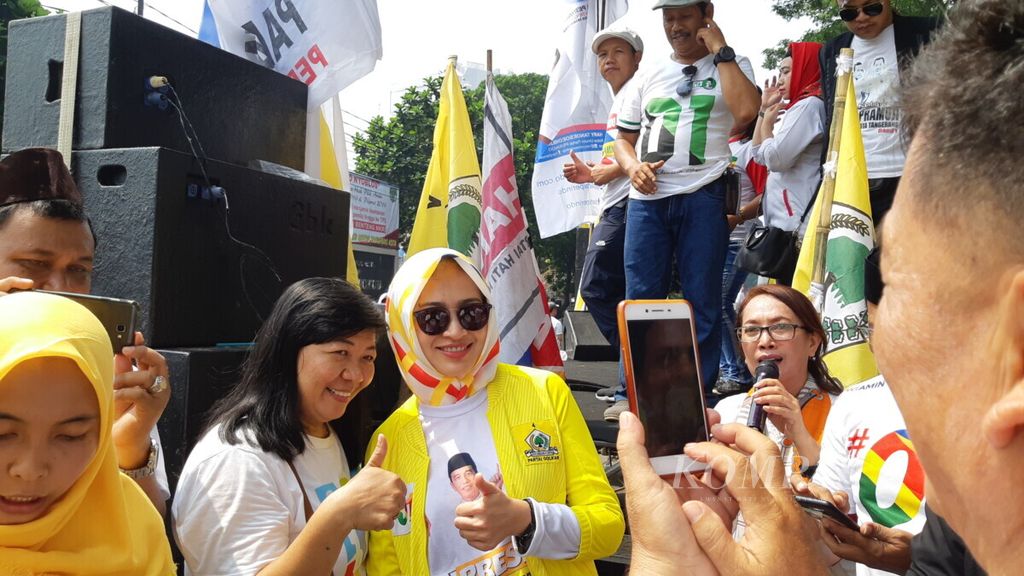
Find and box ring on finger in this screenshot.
[147,375,169,395]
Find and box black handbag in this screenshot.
[735,189,817,281]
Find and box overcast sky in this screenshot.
[42,0,813,163]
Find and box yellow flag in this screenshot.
[792,77,878,387]
[317,111,361,287]
[408,60,483,259]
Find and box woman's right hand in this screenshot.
[761,76,782,110]
[326,435,406,531]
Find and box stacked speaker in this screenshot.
[2,6,351,495]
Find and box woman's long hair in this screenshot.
[205,277,385,462]
[736,284,843,395]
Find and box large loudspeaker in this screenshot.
[565,310,618,361]
[74,147,349,347]
[3,6,307,170]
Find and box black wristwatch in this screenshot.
[513,498,537,555]
[713,46,736,66]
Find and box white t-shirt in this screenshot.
[813,377,927,576]
[617,53,757,200]
[851,25,906,178]
[150,425,170,501]
[172,424,365,576]
[728,137,760,244]
[598,78,635,213]
[419,388,580,575]
[755,96,826,234]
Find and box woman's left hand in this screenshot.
[453,474,533,551]
[753,379,809,441]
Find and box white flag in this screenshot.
[482,75,564,372]
[207,0,382,108]
[531,0,629,238]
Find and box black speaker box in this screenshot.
[74,147,349,347]
[565,310,617,361]
[3,6,308,170]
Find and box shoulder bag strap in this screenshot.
[287,460,336,576]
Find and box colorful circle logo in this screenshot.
[858,429,925,526]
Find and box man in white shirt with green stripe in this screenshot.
[614,0,759,393]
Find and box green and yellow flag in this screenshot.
[792,76,878,387]
[408,60,482,259]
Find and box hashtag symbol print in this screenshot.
[848,428,870,458]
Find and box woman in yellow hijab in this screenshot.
[367,248,623,576]
[0,291,174,575]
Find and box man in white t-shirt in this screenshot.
[563,26,643,419]
[614,0,759,396]
[819,0,939,222]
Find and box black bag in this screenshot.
[724,167,741,216]
[735,223,800,280]
[736,189,818,281]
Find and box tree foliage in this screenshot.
[0,0,48,136]
[353,72,579,305]
[762,0,954,69]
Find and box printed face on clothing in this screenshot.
[449,465,480,502]
[0,210,94,293]
[778,56,794,101]
[873,135,1017,550]
[661,4,712,62]
[414,260,488,379]
[836,0,893,40]
[295,329,378,437]
[0,357,99,525]
[596,37,641,93]
[739,294,820,395]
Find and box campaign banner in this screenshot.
[207,0,382,107]
[531,0,628,238]
[349,172,400,250]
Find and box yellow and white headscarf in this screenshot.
[0,291,175,575]
[386,248,501,407]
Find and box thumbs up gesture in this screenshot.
[326,434,407,531]
[453,474,533,551]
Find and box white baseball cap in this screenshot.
[591,27,644,55]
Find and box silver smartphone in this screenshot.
[39,291,140,351]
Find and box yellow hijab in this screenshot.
[0,292,175,575]
[385,248,501,407]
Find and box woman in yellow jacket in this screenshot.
[367,248,623,575]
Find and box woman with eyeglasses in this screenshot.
[752,41,826,259]
[366,248,624,576]
[713,284,843,479]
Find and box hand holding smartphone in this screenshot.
[618,299,709,475]
[794,495,859,531]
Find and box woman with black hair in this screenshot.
[173,277,406,576]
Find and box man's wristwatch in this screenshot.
[120,439,159,480]
[512,498,537,555]
[713,45,736,66]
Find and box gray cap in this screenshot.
[652,0,706,9]
[591,26,644,54]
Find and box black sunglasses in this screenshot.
[839,2,884,22]
[676,65,698,97]
[413,302,492,336]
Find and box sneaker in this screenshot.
[595,386,618,402]
[604,399,629,422]
[713,378,751,396]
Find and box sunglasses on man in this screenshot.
[676,65,699,97]
[414,302,492,336]
[839,2,884,22]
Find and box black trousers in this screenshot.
[869,176,901,225]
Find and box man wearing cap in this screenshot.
[614,0,759,398]
[819,0,939,222]
[0,147,172,516]
[563,26,643,420]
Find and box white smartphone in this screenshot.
[618,299,710,476]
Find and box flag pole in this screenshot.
[486,49,492,74]
[810,47,855,290]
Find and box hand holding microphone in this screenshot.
[746,360,779,432]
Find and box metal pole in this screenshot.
[137,0,144,16]
[810,47,855,290]
[486,49,492,74]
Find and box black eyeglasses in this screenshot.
[736,323,806,343]
[839,2,884,22]
[413,302,492,336]
[676,65,698,97]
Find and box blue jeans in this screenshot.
[719,239,753,384]
[624,180,729,391]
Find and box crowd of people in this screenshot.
[0,0,1020,574]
